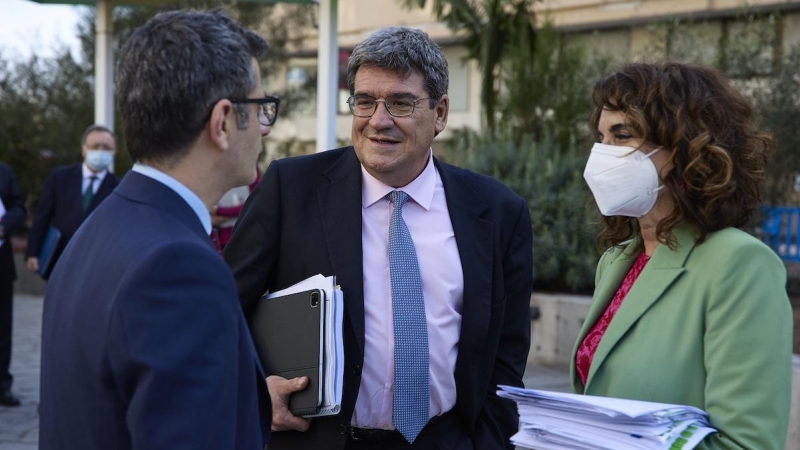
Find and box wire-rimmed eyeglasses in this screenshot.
[230,95,280,126]
[347,94,431,118]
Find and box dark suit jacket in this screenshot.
[0,163,25,284]
[26,163,118,278]
[39,172,271,450]
[225,147,533,450]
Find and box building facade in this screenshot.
[265,0,800,154]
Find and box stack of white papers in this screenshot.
[265,274,344,417]
[498,385,716,450]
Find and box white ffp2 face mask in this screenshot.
[583,143,663,218]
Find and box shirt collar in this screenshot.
[361,150,436,210]
[82,163,108,182]
[131,163,212,234]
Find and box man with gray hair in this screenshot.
[226,26,532,449]
[26,124,119,279]
[39,9,274,449]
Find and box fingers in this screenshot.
[266,375,311,432]
[26,257,39,272]
[210,215,227,227]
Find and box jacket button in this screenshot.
[338,423,348,435]
[352,364,362,375]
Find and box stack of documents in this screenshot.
[498,385,717,450]
[250,274,344,418]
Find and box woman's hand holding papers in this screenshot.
[267,375,312,432]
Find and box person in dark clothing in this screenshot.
[25,124,119,279]
[0,163,26,406]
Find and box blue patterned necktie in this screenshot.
[388,190,429,443]
[82,175,97,215]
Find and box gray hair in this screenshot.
[347,26,448,109]
[116,9,268,165]
[81,124,115,146]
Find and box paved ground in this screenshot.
[0,294,570,449]
[0,295,40,450]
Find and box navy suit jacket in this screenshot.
[26,163,118,278]
[39,172,271,450]
[225,147,533,450]
[0,163,25,284]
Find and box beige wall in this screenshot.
[282,0,456,51]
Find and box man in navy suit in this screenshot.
[225,27,533,450]
[0,163,25,407]
[25,124,119,279]
[39,10,275,449]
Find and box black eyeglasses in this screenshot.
[230,95,280,126]
[347,94,431,118]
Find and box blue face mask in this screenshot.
[85,150,114,172]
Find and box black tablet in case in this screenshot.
[250,288,325,416]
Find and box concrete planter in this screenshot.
[528,292,592,367]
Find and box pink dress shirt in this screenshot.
[352,151,463,429]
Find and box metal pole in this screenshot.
[94,0,114,130]
[315,0,338,153]
[94,0,115,172]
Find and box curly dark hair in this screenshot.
[589,61,774,249]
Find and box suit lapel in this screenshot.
[580,242,639,348]
[317,148,366,353]
[584,226,698,390]
[570,241,637,392]
[435,160,493,381]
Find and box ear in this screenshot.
[207,99,235,151]
[434,94,449,135]
[81,146,87,159]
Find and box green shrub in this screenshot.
[750,44,800,206]
[640,11,800,206]
[443,128,600,293]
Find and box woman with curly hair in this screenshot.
[570,61,793,449]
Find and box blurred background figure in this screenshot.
[25,125,119,279]
[0,162,25,407]
[573,61,793,449]
[211,165,261,251]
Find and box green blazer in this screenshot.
[570,225,793,449]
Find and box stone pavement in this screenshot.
[0,294,40,450]
[0,294,570,449]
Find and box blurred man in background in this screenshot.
[25,124,119,279]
